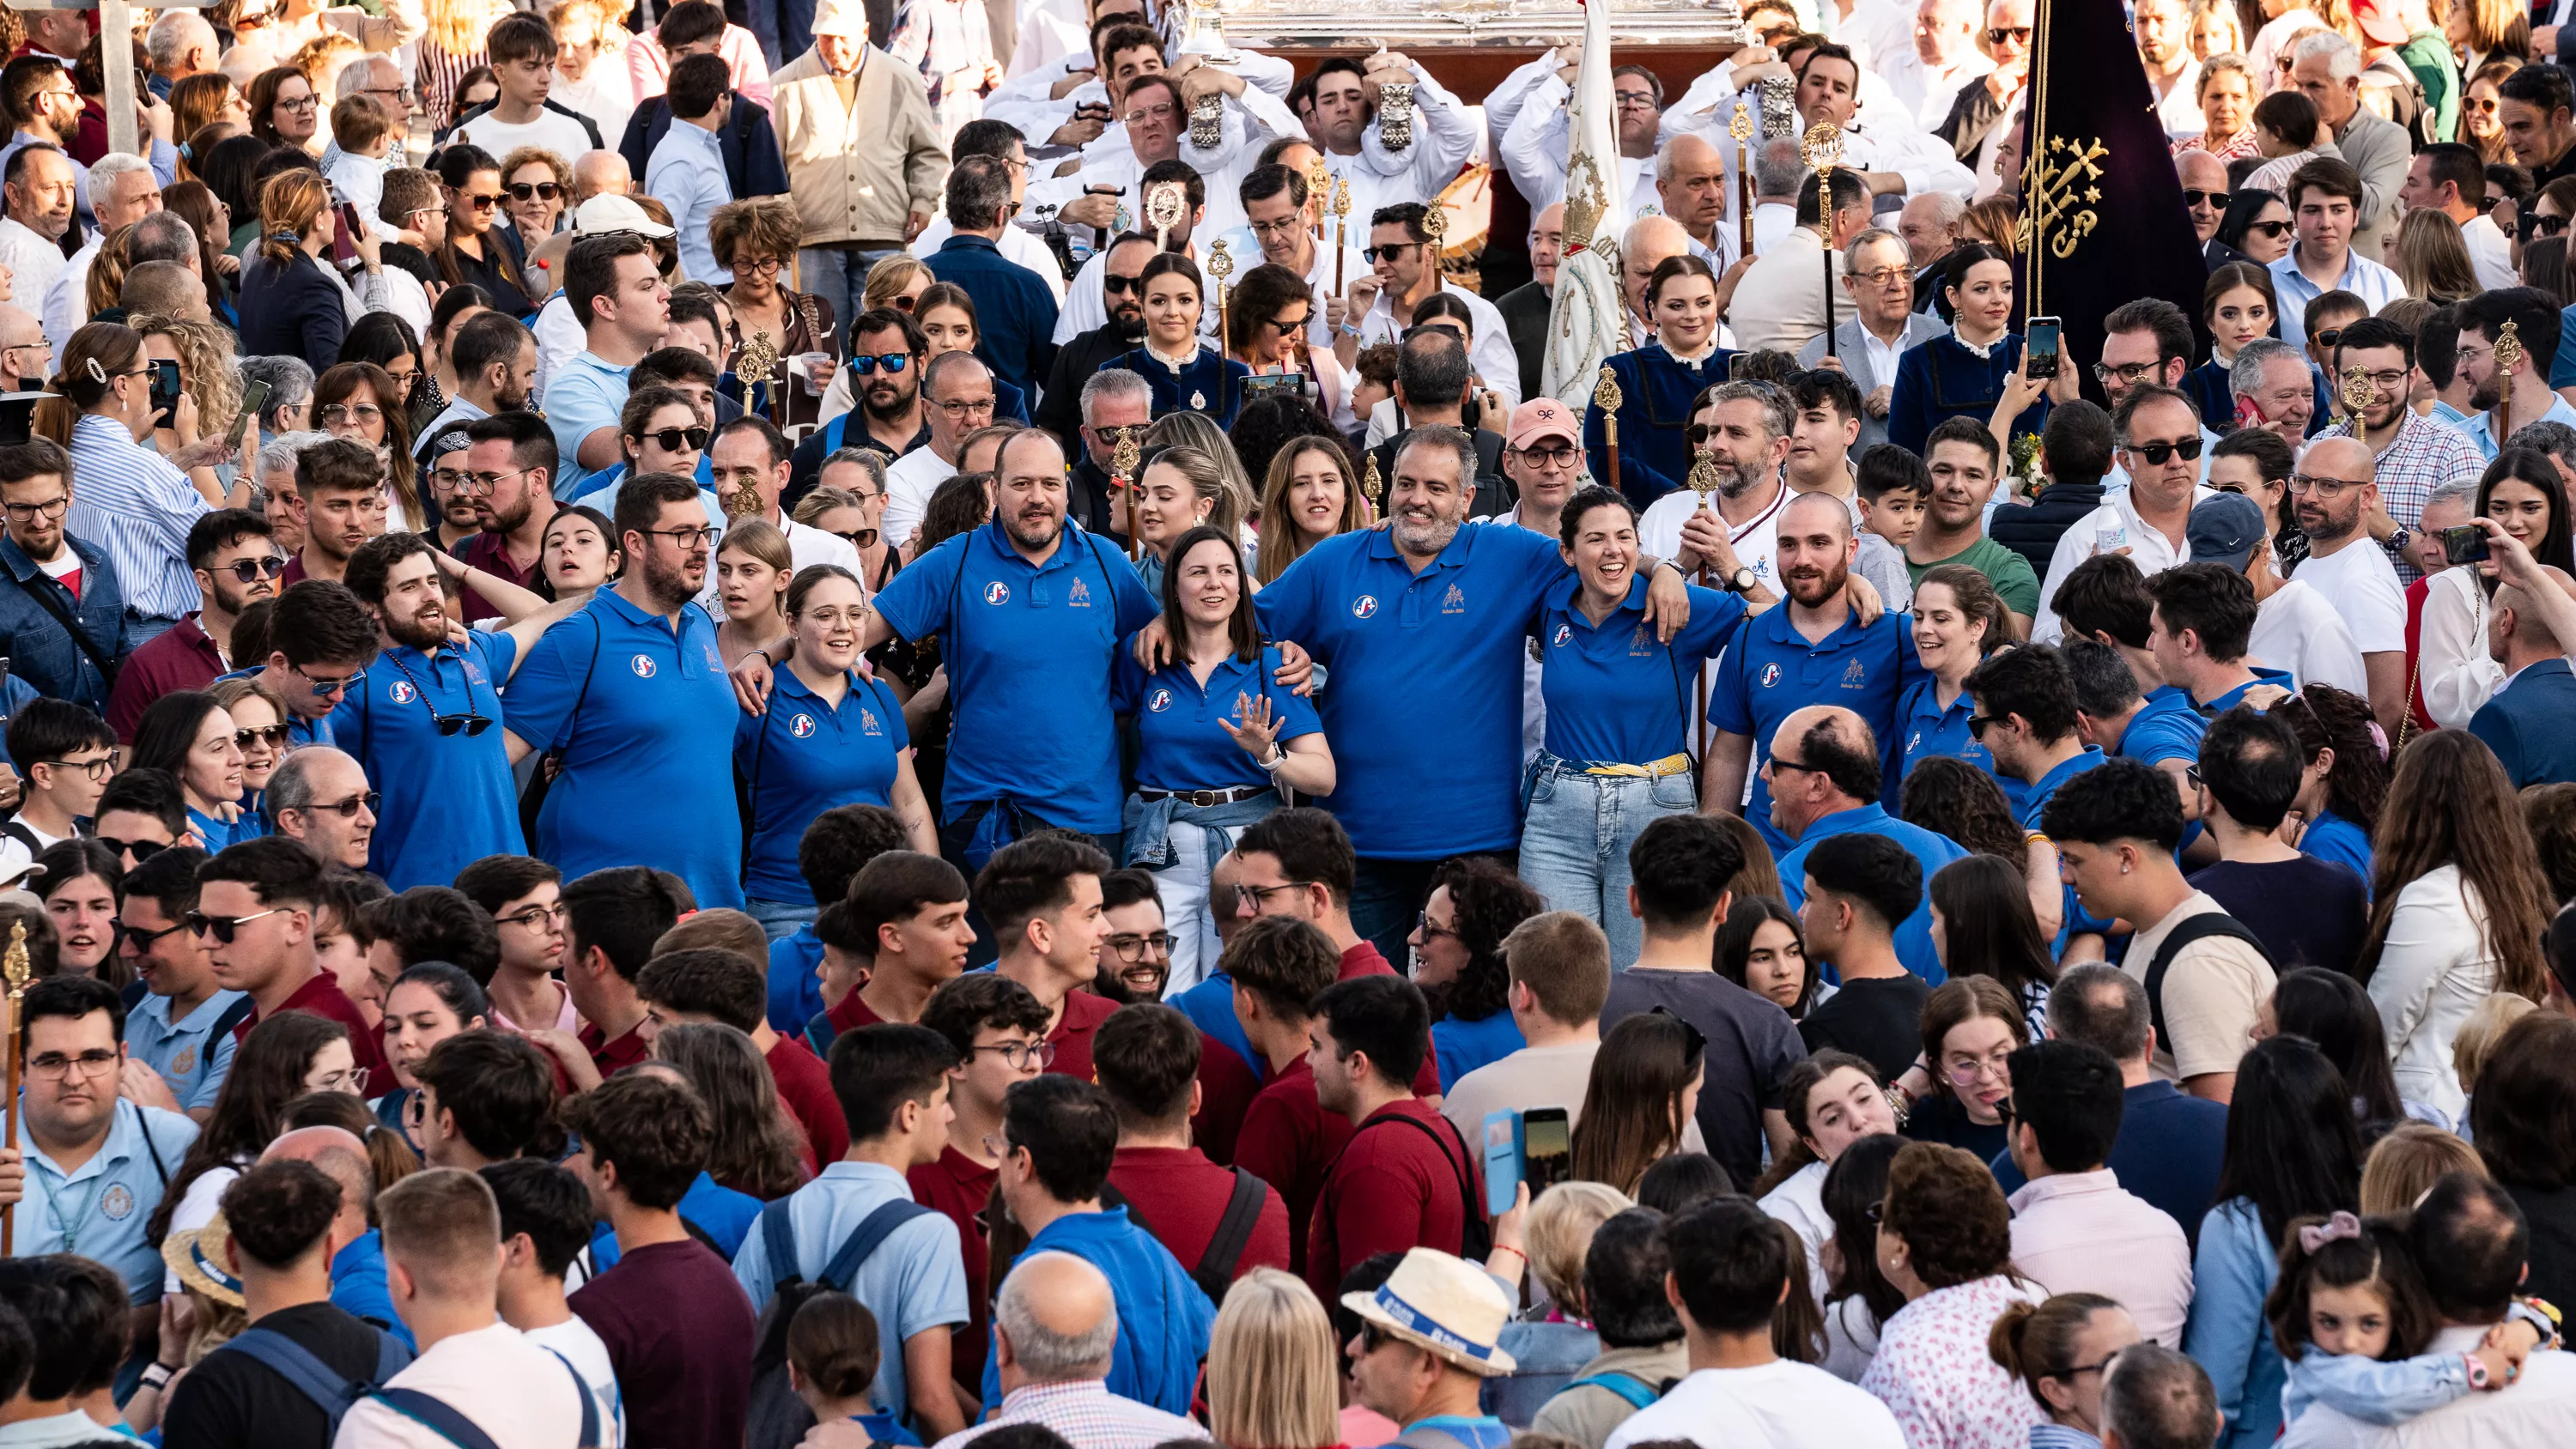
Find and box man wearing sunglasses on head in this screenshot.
[201,834,395,1094]
[333,530,584,890]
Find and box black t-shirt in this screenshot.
[1801,973,1934,1083]
[2187,856,2370,976]
[1599,967,1809,1188]
[161,1300,393,1449]
[1902,1089,2011,1163]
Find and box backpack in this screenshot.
[1564,1369,1669,1410]
[363,1346,600,1449]
[216,1325,412,1432]
[2143,911,2276,1057]
[1350,1110,1492,1262]
[1112,1167,1272,1302]
[744,1197,939,1449]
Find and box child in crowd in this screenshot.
[2265,1210,2552,1427]
[787,1290,913,1446]
[1856,443,1927,610]
[325,95,399,241]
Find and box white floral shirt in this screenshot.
[1859,1275,2050,1449]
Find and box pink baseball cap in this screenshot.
[1507,398,1579,450]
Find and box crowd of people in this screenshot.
[1,0,2575,1447]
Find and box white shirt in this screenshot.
[552,52,637,147]
[2251,577,2370,696]
[884,446,958,551]
[2150,57,2206,142]
[456,107,598,166]
[520,1316,626,1449]
[2296,537,2408,654]
[1759,1159,1834,1306]
[2465,212,2521,293]
[532,294,585,406]
[2032,488,2215,643]
[0,217,67,320]
[2281,1335,2576,1449]
[2414,566,2506,728]
[1605,1360,1906,1449]
[1880,48,1994,132]
[2366,862,2497,1124]
[39,237,94,349]
[331,1321,590,1449]
[1353,281,1523,409]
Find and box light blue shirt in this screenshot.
[123,989,246,1113]
[644,118,732,289]
[2269,250,2407,349]
[729,1162,969,1422]
[2451,391,2576,458]
[9,1097,200,1303]
[541,350,634,498]
[63,412,210,621]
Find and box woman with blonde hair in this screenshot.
[2359,1121,2490,1216]
[2446,0,2530,74]
[133,314,244,461]
[1490,1180,1633,1424]
[1126,444,1239,594]
[1256,434,1365,585]
[205,675,293,809]
[861,253,933,314]
[2465,58,2522,164]
[285,33,364,103]
[237,169,392,373]
[1206,1269,1343,1449]
[1145,409,1259,527]
[81,225,134,324]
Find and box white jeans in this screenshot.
[1150,818,1219,997]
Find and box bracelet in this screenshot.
[139,1364,175,1391]
[749,647,769,664]
[1490,1245,1525,1262]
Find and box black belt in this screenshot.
[1138,785,1272,807]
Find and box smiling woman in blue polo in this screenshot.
[1114,525,1333,996]
[735,565,939,934]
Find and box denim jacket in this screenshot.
[2186,1197,2287,1449]
[0,532,125,713]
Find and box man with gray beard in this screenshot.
[1256,427,1698,966]
[1637,380,1794,602]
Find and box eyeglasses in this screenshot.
[2092,361,2163,387]
[458,467,535,495]
[98,836,167,862]
[1103,274,1144,295]
[1361,243,1421,263]
[2127,436,2204,464]
[1985,25,2031,43]
[969,1039,1057,1070]
[187,907,283,943]
[633,426,711,452]
[1124,101,1176,124]
[498,902,567,931]
[2,494,66,521]
[319,403,382,427]
[732,256,784,276]
[27,1048,118,1080]
[644,525,722,548]
[1944,1048,2014,1086]
[2348,368,2410,395]
[2052,1356,2123,1383]
[2287,472,2365,497]
[1515,443,1580,468]
[1765,755,1831,775]
[507,180,562,202]
[39,752,117,781]
[1848,266,1910,288]
[292,663,365,696]
[219,554,291,583]
[2243,219,2292,239]
[933,397,998,418]
[1613,90,1660,110]
[849,352,914,375]
[121,917,191,949]
[2182,189,2229,210]
[1248,216,1307,239]
[277,94,318,112]
[232,725,289,751]
[295,791,380,818]
[1238,880,1315,909]
[1108,931,1173,963]
[981,1132,1024,1159]
[1415,912,1459,943]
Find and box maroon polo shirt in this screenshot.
[239,970,394,1097]
[764,1033,849,1167]
[1192,1030,1262,1166]
[1339,941,1394,979]
[105,612,225,742]
[1231,1055,1352,1276]
[454,529,542,623]
[908,1145,999,1383]
[580,1020,651,1079]
[1043,990,1118,1082]
[569,1238,756,1449]
[1305,1098,1478,1304]
[280,554,311,587]
[825,985,890,1036]
[1109,1144,1292,1284]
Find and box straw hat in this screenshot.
[1339,1247,1516,1377]
[161,1212,246,1309]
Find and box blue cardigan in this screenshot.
[1888,330,2050,458]
[235,250,349,375]
[1583,342,1737,512]
[2186,1197,2287,1449]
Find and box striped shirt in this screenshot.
[64,412,209,622]
[928,1380,1205,1449]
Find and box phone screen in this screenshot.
[1522,1108,1571,1195]
[331,203,362,265]
[148,360,181,428]
[2026,317,2062,377]
[230,379,272,453]
[2441,524,2491,565]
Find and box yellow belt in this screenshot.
[1584,754,1692,779]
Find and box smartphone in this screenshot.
[230,378,272,454]
[2440,524,2491,565]
[331,202,363,265]
[2235,394,2269,429]
[2025,316,2062,380]
[1482,1112,1522,1217]
[0,393,35,446]
[1239,371,1313,403]
[1728,352,1748,382]
[1522,1106,1571,1198]
[148,360,181,428]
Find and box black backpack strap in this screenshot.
[368,1386,503,1449]
[817,1198,937,1292]
[11,566,118,688]
[209,993,258,1043]
[1191,1167,1267,1300]
[1358,1111,1488,1258]
[2143,910,2275,1058]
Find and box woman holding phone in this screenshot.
[1891,243,2067,457]
[2415,446,2574,728]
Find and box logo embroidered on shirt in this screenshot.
[1628,625,1653,657]
[1840,658,1867,688]
[1068,579,1092,606]
[630,655,657,678]
[1759,662,1783,688]
[1552,624,1571,646]
[1148,687,1176,712]
[101,1184,136,1220]
[860,708,883,736]
[985,581,1012,605]
[170,1044,197,1077]
[387,682,418,705]
[1441,583,1466,613]
[789,714,817,738]
[1352,596,1378,618]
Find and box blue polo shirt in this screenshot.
[1431,1010,1526,1093]
[543,349,634,497]
[872,522,1158,834]
[505,589,745,908]
[1776,804,1970,984]
[331,1228,416,1349]
[2121,685,2205,767]
[2197,667,2295,717]
[1535,576,1747,764]
[1894,676,2026,816]
[334,633,525,891]
[1172,971,1261,1077]
[189,805,266,851]
[1113,645,1321,792]
[1255,524,1571,858]
[981,1206,1214,1417]
[769,924,826,1035]
[735,669,910,904]
[124,989,244,1113]
[2022,745,2111,949]
[12,1098,200,1303]
[2302,809,2374,900]
[1707,604,1917,857]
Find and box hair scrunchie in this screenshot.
[2296,1210,2365,1253]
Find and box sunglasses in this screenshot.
[187,907,283,943]
[220,555,290,583]
[234,724,289,750]
[98,836,167,862]
[849,352,914,376]
[428,712,491,737]
[2524,211,2570,239]
[632,426,711,452]
[1986,25,2031,42]
[2243,219,2292,239]
[1361,243,1421,263]
[2183,189,2229,209]
[507,180,562,202]
[460,192,501,211]
[2128,436,2204,464]
[295,791,381,818]
[1103,274,1145,295]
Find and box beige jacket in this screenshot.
[770,45,949,249]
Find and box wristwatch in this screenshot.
[2386,524,2413,555]
[1722,567,1759,594]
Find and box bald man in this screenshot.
[984,1251,1204,1442]
[1619,214,1691,348]
[1767,703,1969,983]
[1657,133,1734,271]
[2288,433,2408,732]
[1497,202,1564,402]
[2178,149,2233,254]
[2471,564,2576,785]
[0,303,44,392]
[260,1125,414,1348]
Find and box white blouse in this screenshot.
[2416,566,2506,730]
[2367,863,2498,1125]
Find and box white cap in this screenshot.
[810,0,868,39]
[572,192,675,239]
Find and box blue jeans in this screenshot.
[1517,755,1697,971]
[799,244,907,349]
[745,897,816,943]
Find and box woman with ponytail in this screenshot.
[1988,1294,2141,1448]
[236,168,393,374]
